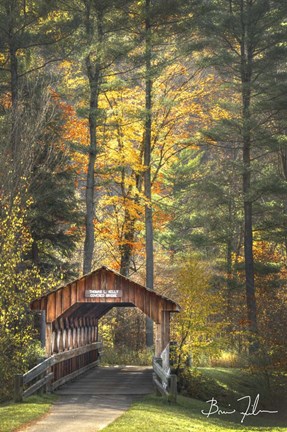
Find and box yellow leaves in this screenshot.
[102,138,144,176]
[0,52,6,63]
[46,9,70,22]
[170,258,225,365]
[60,52,229,268]
[174,259,221,313]
[0,196,58,365]
[210,104,231,121]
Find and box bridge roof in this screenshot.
[30,266,180,324]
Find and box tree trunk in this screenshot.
[226,236,233,322]
[144,0,154,347]
[7,6,20,202]
[83,80,99,274]
[279,147,287,256]
[82,4,102,275]
[240,0,258,352]
[120,206,135,277]
[117,180,142,347]
[31,240,39,267]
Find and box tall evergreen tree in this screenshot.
[198,0,287,353]
[0,75,82,278]
[141,0,184,346]
[64,0,134,275]
[143,0,154,346]
[27,84,82,277]
[0,0,76,201]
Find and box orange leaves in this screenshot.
[230,240,287,364]
[56,100,90,173]
[0,93,12,110]
[64,117,89,144]
[64,225,78,236]
[235,240,286,288]
[55,54,229,269]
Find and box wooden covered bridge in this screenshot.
[14,266,180,402]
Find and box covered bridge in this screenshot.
[25,266,180,396]
[14,267,180,402]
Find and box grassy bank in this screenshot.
[103,367,287,432]
[183,367,278,402]
[0,394,56,432]
[103,394,287,432]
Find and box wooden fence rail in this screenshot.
[14,342,102,402]
[152,357,177,402]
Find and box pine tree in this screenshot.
[197,0,287,353]
[0,0,75,198]
[64,0,135,275]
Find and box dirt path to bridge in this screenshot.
[21,366,153,432]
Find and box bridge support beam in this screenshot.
[155,311,170,357]
[45,323,53,356]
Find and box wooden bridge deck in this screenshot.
[55,365,154,395]
[23,366,153,432]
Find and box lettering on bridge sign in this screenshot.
[85,290,122,298]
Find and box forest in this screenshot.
[0,0,287,411]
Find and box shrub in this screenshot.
[170,258,225,370]
[101,346,153,366]
[177,368,231,401]
[0,199,55,401]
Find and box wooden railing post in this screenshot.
[45,368,53,393]
[169,374,177,402]
[15,342,102,399]
[153,356,177,402]
[14,374,23,402]
[154,357,162,367]
[153,372,161,396]
[37,357,46,395]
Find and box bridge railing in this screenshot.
[14,341,102,402]
[152,357,177,402]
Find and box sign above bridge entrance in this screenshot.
[85,290,122,298]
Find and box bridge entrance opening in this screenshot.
[12,266,179,402]
[30,266,180,386]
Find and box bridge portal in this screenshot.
[29,266,180,388]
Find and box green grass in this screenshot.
[102,394,287,432]
[0,394,56,432]
[199,367,269,394]
[197,367,273,402]
[199,368,287,411]
[103,367,287,432]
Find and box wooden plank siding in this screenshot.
[31,266,180,358]
[31,266,179,323]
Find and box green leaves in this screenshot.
[0,197,57,400]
